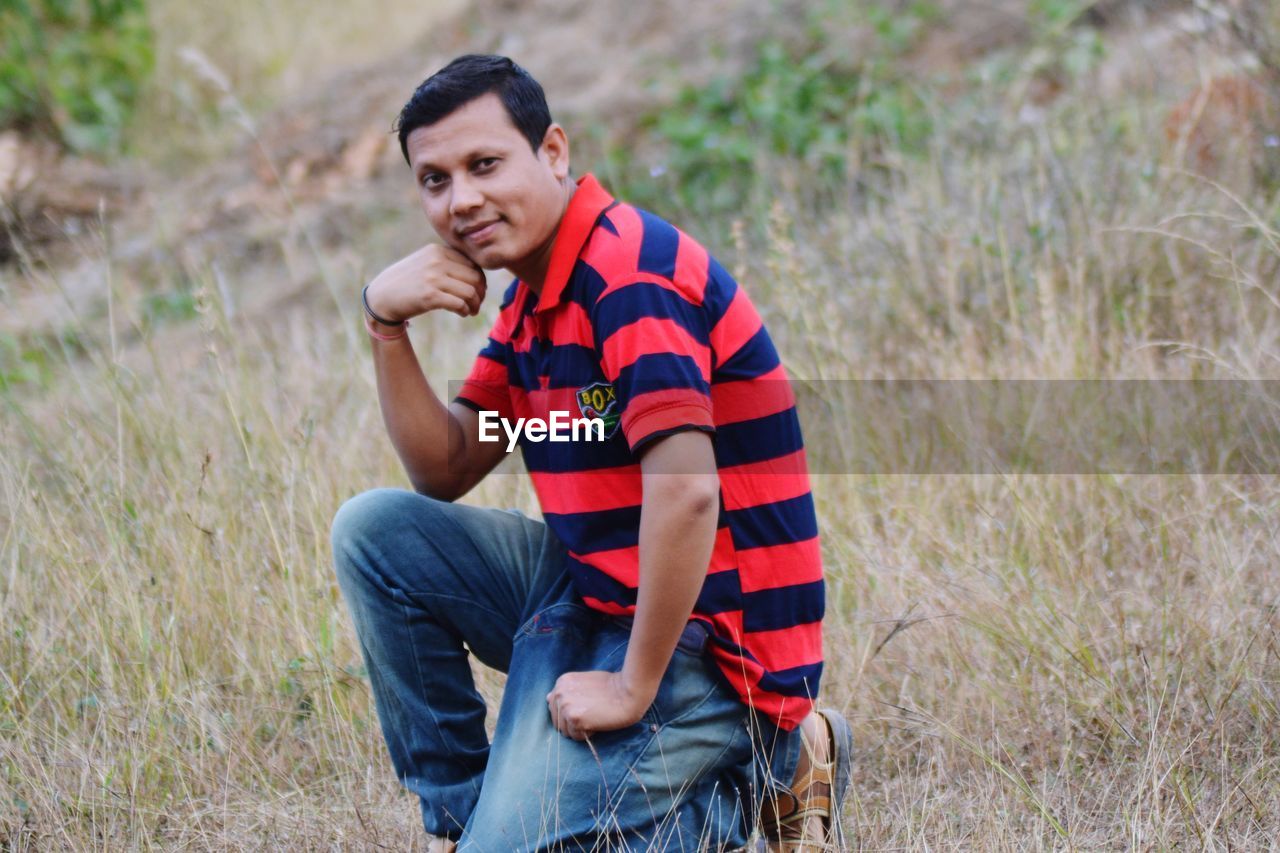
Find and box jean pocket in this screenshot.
[515,601,596,640]
[654,647,737,729]
[605,616,712,658]
[589,618,729,729]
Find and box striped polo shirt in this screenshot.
[456,173,823,729]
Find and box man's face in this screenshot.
[405,92,570,272]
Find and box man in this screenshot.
[330,54,851,850]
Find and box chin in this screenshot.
[469,249,509,271]
[472,241,525,271]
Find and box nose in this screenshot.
[449,175,483,217]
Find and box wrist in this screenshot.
[362,282,406,326]
[365,313,410,342]
[617,665,660,711]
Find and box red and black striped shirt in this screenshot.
[456,173,823,729]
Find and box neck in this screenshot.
[509,176,577,292]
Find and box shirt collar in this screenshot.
[533,172,614,314]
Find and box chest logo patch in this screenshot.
[575,381,621,439]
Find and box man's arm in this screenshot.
[366,244,508,501]
[546,429,720,740]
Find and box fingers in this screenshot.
[440,254,487,287]
[429,291,474,317]
[437,243,485,275]
[408,244,487,318]
[548,688,570,739]
[438,256,487,315]
[433,275,485,317]
[436,253,485,316]
[546,685,588,742]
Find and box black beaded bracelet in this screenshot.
[362,284,405,326]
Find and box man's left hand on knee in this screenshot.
[546,669,653,741]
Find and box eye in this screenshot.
[473,157,499,172]
[421,172,447,190]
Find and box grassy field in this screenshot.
[4,1,1280,848]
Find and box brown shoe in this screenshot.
[759,709,853,851]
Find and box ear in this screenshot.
[539,123,570,180]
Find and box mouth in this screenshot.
[458,219,501,243]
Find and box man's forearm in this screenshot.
[545,431,720,740]
[620,440,721,704]
[359,243,491,500]
[370,333,468,499]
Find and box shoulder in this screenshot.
[580,202,721,309]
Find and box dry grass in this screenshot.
[4,1,1280,849]
[127,0,465,169]
[147,0,465,100]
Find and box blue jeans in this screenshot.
[331,488,800,851]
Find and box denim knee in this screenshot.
[333,486,420,541]
[330,488,442,575]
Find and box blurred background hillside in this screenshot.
[4,0,1280,847]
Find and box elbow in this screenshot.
[686,475,721,518]
[411,481,449,502]
[647,471,720,519]
[408,470,464,503]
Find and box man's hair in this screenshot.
[394,54,552,165]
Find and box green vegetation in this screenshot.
[615,1,939,215]
[641,40,930,212]
[0,0,154,154]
